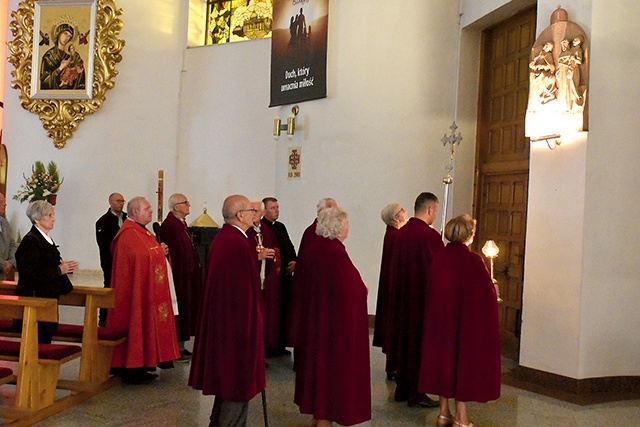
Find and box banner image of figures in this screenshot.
[270,0,328,107]
[206,0,273,45]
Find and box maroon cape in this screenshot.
[287,219,319,347]
[188,224,265,402]
[161,212,202,341]
[107,220,180,368]
[418,243,501,402]
[390,217,443,391]
[246,223,282,349]
[373,225,399,352]
[294,236,371,426]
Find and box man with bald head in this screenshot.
[107,196,180,384]
[95,192,126,326]
[161,193,202,361]
[190,195,266,427]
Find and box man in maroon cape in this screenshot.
[372,203,408,380]
[246,201,281,355]
[288,197,337,349]
[390,192,443,407]
[107,197,180,384]
[294,207,371,427]
[161,193,202,361]
[189,195,265,426]
[262,196,297,355]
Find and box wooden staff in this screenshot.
[157,169,164,223]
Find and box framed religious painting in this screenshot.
[30,0,97,100]
[8,0,124,148]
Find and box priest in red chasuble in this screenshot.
[293,207,371,427]
[107,196,180,384]
[189,195,265,426]
[419,214,500,427]
[245,201,281,354]
[161,193,202,360]
[390,192,443,408]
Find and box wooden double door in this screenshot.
[473,7,536,360]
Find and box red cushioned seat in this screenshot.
[0,318,16,333]
[55,323,127,341]
[0,338,81,361]
[0,366,12,379]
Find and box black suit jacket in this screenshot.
[95,209,127,276]
[15,225,72,299]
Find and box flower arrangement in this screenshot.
[13,161,64,203]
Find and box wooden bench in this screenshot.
[0,295,82,414]
[0,281,127,384]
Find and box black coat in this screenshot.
[15,225,72,299]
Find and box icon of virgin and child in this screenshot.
[40,23,86,90]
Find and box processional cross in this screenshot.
[439,121,462,238]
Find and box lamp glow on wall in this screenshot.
[273,105,300,139]
[482,240,503,303]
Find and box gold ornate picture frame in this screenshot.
[8,0,124,148]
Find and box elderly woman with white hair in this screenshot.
[293,207,371,427]
[373,202,408,380]
[418,214,500,427]
[15,200,78,343]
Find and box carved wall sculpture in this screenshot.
[525,7,588,139]
[7,0,124,148]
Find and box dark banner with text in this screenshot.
[270,0,329,107]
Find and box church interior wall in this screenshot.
[2,0,638,381]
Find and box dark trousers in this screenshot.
[209,397,248,427]
[98,269,111,325]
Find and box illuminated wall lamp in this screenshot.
[273,105,300,139]
[530,134,562,150]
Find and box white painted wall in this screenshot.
[3,0,185,268]
[520,0,640,378]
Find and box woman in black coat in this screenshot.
[15,200,78,343]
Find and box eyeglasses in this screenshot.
[175,201,190,206]
[238,208,258,214]
[393,208,406,218]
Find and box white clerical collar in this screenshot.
[231,224,248,238]
[253,223,261,233]
[35,225,54,244]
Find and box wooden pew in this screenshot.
[0,281,126,384]
[0,295,82,413]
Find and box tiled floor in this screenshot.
[2,272,640,426]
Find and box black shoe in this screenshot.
[394,387,409,402]
[122,372,158,385]
[407,394,439,408]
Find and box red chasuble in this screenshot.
[161,212,202,341]
[294,236,371,426]
[390,217,444,391]
[107,220,180,368]
[188,224,265,402]
[373,225,399,352]
[419,243,501,402]
[246,223,282,349]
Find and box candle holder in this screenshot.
[482,240,503,303]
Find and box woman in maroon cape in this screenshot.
[294,207,371,427]
[372,202,408,380]
[419,214,500,427]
